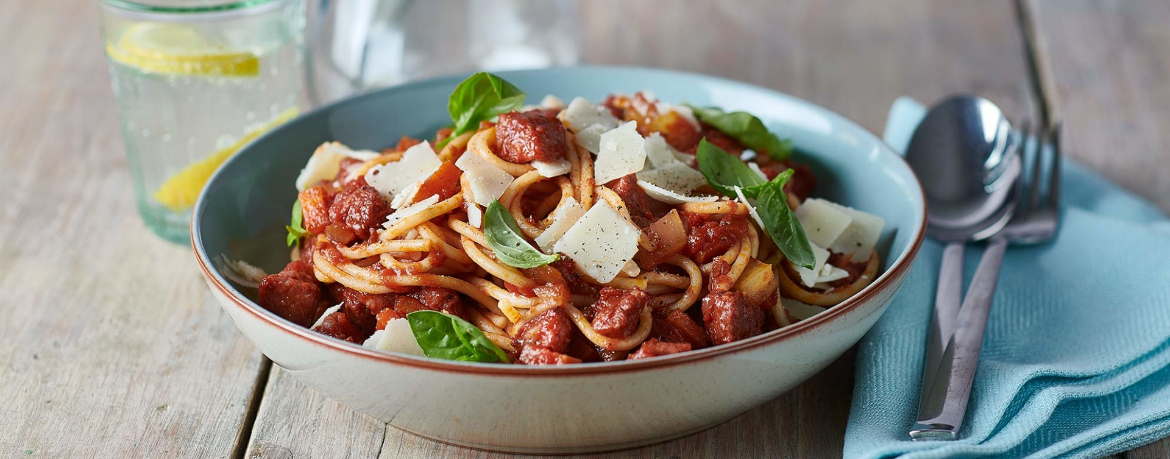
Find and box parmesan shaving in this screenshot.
[534,197,585,252]
[792,243,831,288]
[532,159,572,177]
[363,318,426,356]
[382,195,439,229]
[455,148,514,206]
[795,198,854,248]
[638,180,718,205]
[593,121,646,184]
[553,200,641,283]
[311,304,342,329]
[365,141,441,200]
[296,141,378,191]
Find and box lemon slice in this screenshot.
[106,23,260,77]
[153,108,299,212]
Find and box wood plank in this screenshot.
[243,366,387,459]
[578,0,1039,132]
[244,1,1040,458]
[0,0,267,456]
[1028,0,1170,212]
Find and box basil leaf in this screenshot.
[686,105,792,160]
[448,72,526,139]
[696,138,767,198]
[407,310,510,363]
[286,198,307,247]
[755,169,815,269]
[484,200,559,268]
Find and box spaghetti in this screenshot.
[255,84,885,365]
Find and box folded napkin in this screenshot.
[844,98,1170,459]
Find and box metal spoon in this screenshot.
[903,96,1022,440]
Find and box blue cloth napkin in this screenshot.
[844,98,1170,459]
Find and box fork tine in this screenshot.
[1047,121,1062,210]
[1027,122,1045,212]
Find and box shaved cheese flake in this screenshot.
[733,186,766,230]
[296,142,352,190]
[747,162,768,181]
[593,121,646,184]
[382,195,439,229]
[644,133,681,168]
[467,204,483,228]
[560,97,619,133]
[637,163,707,193]
[532,159,572,177]
[311,304,343,329]
[795,198,854,248]
[455,148,514,206]
[363,318,426,356]
[817,264,850,284]
[553,200,641,283]
[810,198,886,262]
[781,297,826,321]
[390,181,421,209]
[792,243,831,288]
[574,124,608,154]
[638,180,718,205]
[534,197,585,252]
[214,255,267,289]
[364,141,441,200]
[674,151,696,164]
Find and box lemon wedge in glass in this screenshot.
[153,108,298,212]
[106,23,260,77]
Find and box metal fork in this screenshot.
[910,121,1063,440]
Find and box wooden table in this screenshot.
[4,0,1168,457]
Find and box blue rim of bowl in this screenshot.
[192,65,927,377]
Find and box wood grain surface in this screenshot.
[1,0,1167,458]
[0,0,268,457]
[1027,0,1170,212]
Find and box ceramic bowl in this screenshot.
[192,67,926,454]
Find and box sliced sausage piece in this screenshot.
[495,109,569,163]
[392,287,470,321]
[328,184,393,239]
[628,339,692,360]
[608,174,670,228]
[682,211,750,264]
[518,345,582,365]
[651,309,710,350]
[312,311,364,343]
[516,307,573,353]
[327,284,397,335]
[590,287,649,339]
[258,260,326,327]
[701,290,763,346]
[550,257,598,297]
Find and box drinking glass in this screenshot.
[306,0,578,106]
[101,0,307,243]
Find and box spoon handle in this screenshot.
[910,242,965,438]
[912,237,1009,439]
